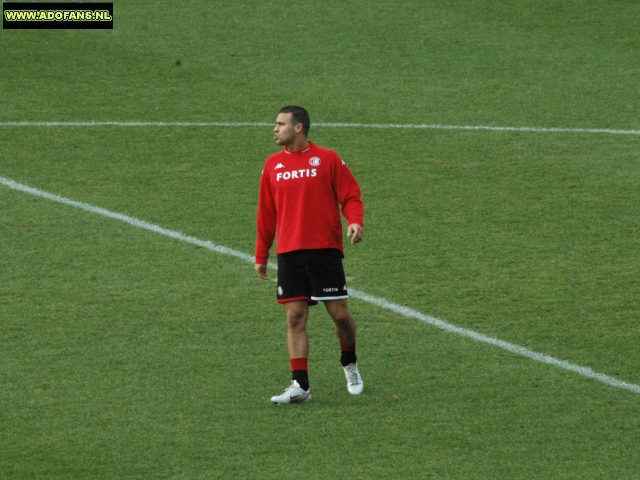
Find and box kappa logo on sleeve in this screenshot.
[275,163,285,170]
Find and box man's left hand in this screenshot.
[347,224,363,244]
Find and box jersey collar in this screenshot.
[284,141,314,155]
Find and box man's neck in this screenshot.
[286,137,310,152]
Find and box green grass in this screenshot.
[1,0,640,478]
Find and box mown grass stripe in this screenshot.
[1,121,639,135]
[2,174,639,395]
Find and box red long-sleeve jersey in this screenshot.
[255,142,364,265]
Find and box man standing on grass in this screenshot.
[255,105,365,404]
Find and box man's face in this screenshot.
[274,112,299,146]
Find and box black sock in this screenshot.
[340,350,357,367]
[292,370,309,391]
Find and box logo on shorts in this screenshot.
[309,157,321,167]
[343,285,347,291]
[277,286,283,295]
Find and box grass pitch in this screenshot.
[1,1,640,478]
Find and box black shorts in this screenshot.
[277,249,349,305]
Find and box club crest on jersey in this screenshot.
[309,157,321,167]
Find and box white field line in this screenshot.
[1,121,640,135]
[1,175,639,395]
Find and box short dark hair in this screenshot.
[279,105,310,136]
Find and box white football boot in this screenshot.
[343,363,364,395]
[271,380,312,404]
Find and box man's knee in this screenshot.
[332,312,353,329]
[325,300,350,320]
[287,313,307,330]
[285,302,308,329]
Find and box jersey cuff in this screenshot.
[255,255,269,265]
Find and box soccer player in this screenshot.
[255,105,365,404]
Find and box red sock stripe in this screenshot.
[290,357,308,371]
[339,342,356,353]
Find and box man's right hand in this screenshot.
[255,264,269,280]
